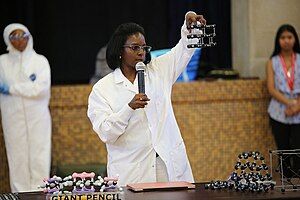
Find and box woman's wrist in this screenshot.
[287,98,298,107]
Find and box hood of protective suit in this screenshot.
[3,23,34,55]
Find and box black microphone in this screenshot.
[135,62,146,94]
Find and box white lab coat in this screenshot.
[0,24,51,192]
[87,19,195,186]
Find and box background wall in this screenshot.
[0,0,231,84]
[3,1,300,81]
[0,81,276,192]
[232,0,300,79]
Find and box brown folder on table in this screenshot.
[127,181,195,192]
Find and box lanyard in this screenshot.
[279,53,296,91]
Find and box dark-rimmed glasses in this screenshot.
[9,33,30,41]
[123,44,152,53]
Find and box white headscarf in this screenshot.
[3,23,34,54]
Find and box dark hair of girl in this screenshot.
[271,24,300,58]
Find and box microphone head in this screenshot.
[135,62,146,71]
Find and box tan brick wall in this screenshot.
[172,80,275,182]
[0,80,276,192]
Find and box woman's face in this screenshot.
[121,32,147,69]
[279,30,295,52]
[9,29,29,52]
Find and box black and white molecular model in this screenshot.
[186,23,216,48]
[205,151,276,192]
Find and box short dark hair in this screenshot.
[106,22,151,70]
[271,24,300,58]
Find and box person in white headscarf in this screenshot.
[0,23,51,192]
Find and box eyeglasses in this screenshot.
[9,33,30,41]
[123,44,152,53]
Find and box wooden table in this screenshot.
[12,183,300,200]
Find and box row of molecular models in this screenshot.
[40,172,122,195]
[40,151,277,195]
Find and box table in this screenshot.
[13,183,300,200]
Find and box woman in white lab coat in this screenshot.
[87,12,205,186]
[0,23,51,192]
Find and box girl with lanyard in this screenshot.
[266,24,300,179]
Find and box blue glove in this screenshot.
[0,83,10,95]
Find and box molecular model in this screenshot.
[205,151,276,192]
[40,172,122,195]
[186,23,216,48]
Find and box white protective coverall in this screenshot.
[87,17,196,186]
[0,23,51,192]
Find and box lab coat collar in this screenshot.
[113,68,136,93]
[113,67,148,84]
[114,68,126,84]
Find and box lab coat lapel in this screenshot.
[114,68,137,93]
[143,70,158,141]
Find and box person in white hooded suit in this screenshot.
[0,23,51,192]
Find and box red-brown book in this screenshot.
[127,181,195,192]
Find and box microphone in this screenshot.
[135,62,146,94]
